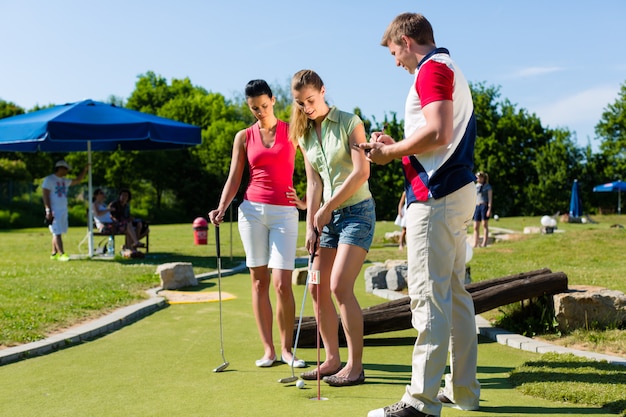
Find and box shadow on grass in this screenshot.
[510,354,626,414]
[365,337,415,347]
[158,281,218,292]
[477,405,611,415]
[89,253,245,270]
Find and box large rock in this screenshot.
[364,263,389,293]
[384,231,402,244]
[292,267,308,286]
[385,263,408,291]
[156,262,197,290]
[553,285,626,331]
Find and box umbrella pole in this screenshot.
[619,189,622,215]
[88,141,94,257]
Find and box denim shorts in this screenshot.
[473,204,490,221]
[320,198,376,252]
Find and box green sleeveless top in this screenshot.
[298,106,371,209]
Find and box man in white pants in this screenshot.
[42,159,88,261]
[362,12,480,417]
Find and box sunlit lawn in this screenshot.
[1,216,625,415]
[1,215,625,352]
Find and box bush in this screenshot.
[149,206,188,225]
[0,200,43,229]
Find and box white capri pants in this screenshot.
[237,199,299,270]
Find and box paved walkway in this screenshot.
[2,263,624,367]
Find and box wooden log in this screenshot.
[295,271,568,347]
[465,268,552,293]
[471,272,567,314]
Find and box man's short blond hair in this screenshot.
[380,13,435,47]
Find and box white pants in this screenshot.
[401,182,480,415]
[237,200,299,270]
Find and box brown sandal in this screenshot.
[324,370,365,387]
[300,365,342,381]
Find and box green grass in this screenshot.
[2,216,626,348]
[1,216,625,415]
[469,217,626,291]
[0,267,623,416]
[510,352,626,415]
[468,216,626,357]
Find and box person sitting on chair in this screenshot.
[109,188,149,250]
[93,189,143,251]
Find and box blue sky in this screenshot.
[1,0,624,151]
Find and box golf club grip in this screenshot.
[309,228,319,264]
[215,225,221,259]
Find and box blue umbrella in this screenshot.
[0,99,200,151]
[569,179,583,218]
[593,180,626,215]
[0,99,202,255]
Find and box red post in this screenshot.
[193,217,208,245]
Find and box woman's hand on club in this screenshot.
[208,209,224,226]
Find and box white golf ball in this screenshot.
[296,379,305,389]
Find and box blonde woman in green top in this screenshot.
[290,69,376,387]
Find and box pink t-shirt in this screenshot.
[243,120,295,206]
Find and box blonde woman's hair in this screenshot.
[289,69,325,145]
[380,12,435,47]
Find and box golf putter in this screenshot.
[278,229,319,384]
[213,224,230,373]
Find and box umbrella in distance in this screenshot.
[592,180,626,215]
[0,99,202,255]
[569,179,583,218]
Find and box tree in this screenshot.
[0,76,614,227]
[596,81,626,181]
[0,99,24,119]
[471,84,571,217]
[363,112,406,221]
[121,73,244,219]
[528,128,583,215]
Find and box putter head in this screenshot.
[278,376,298,384]
[213,362,229,373]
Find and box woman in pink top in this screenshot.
[209,80,305,368]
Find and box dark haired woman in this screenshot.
[209,80,305,369]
